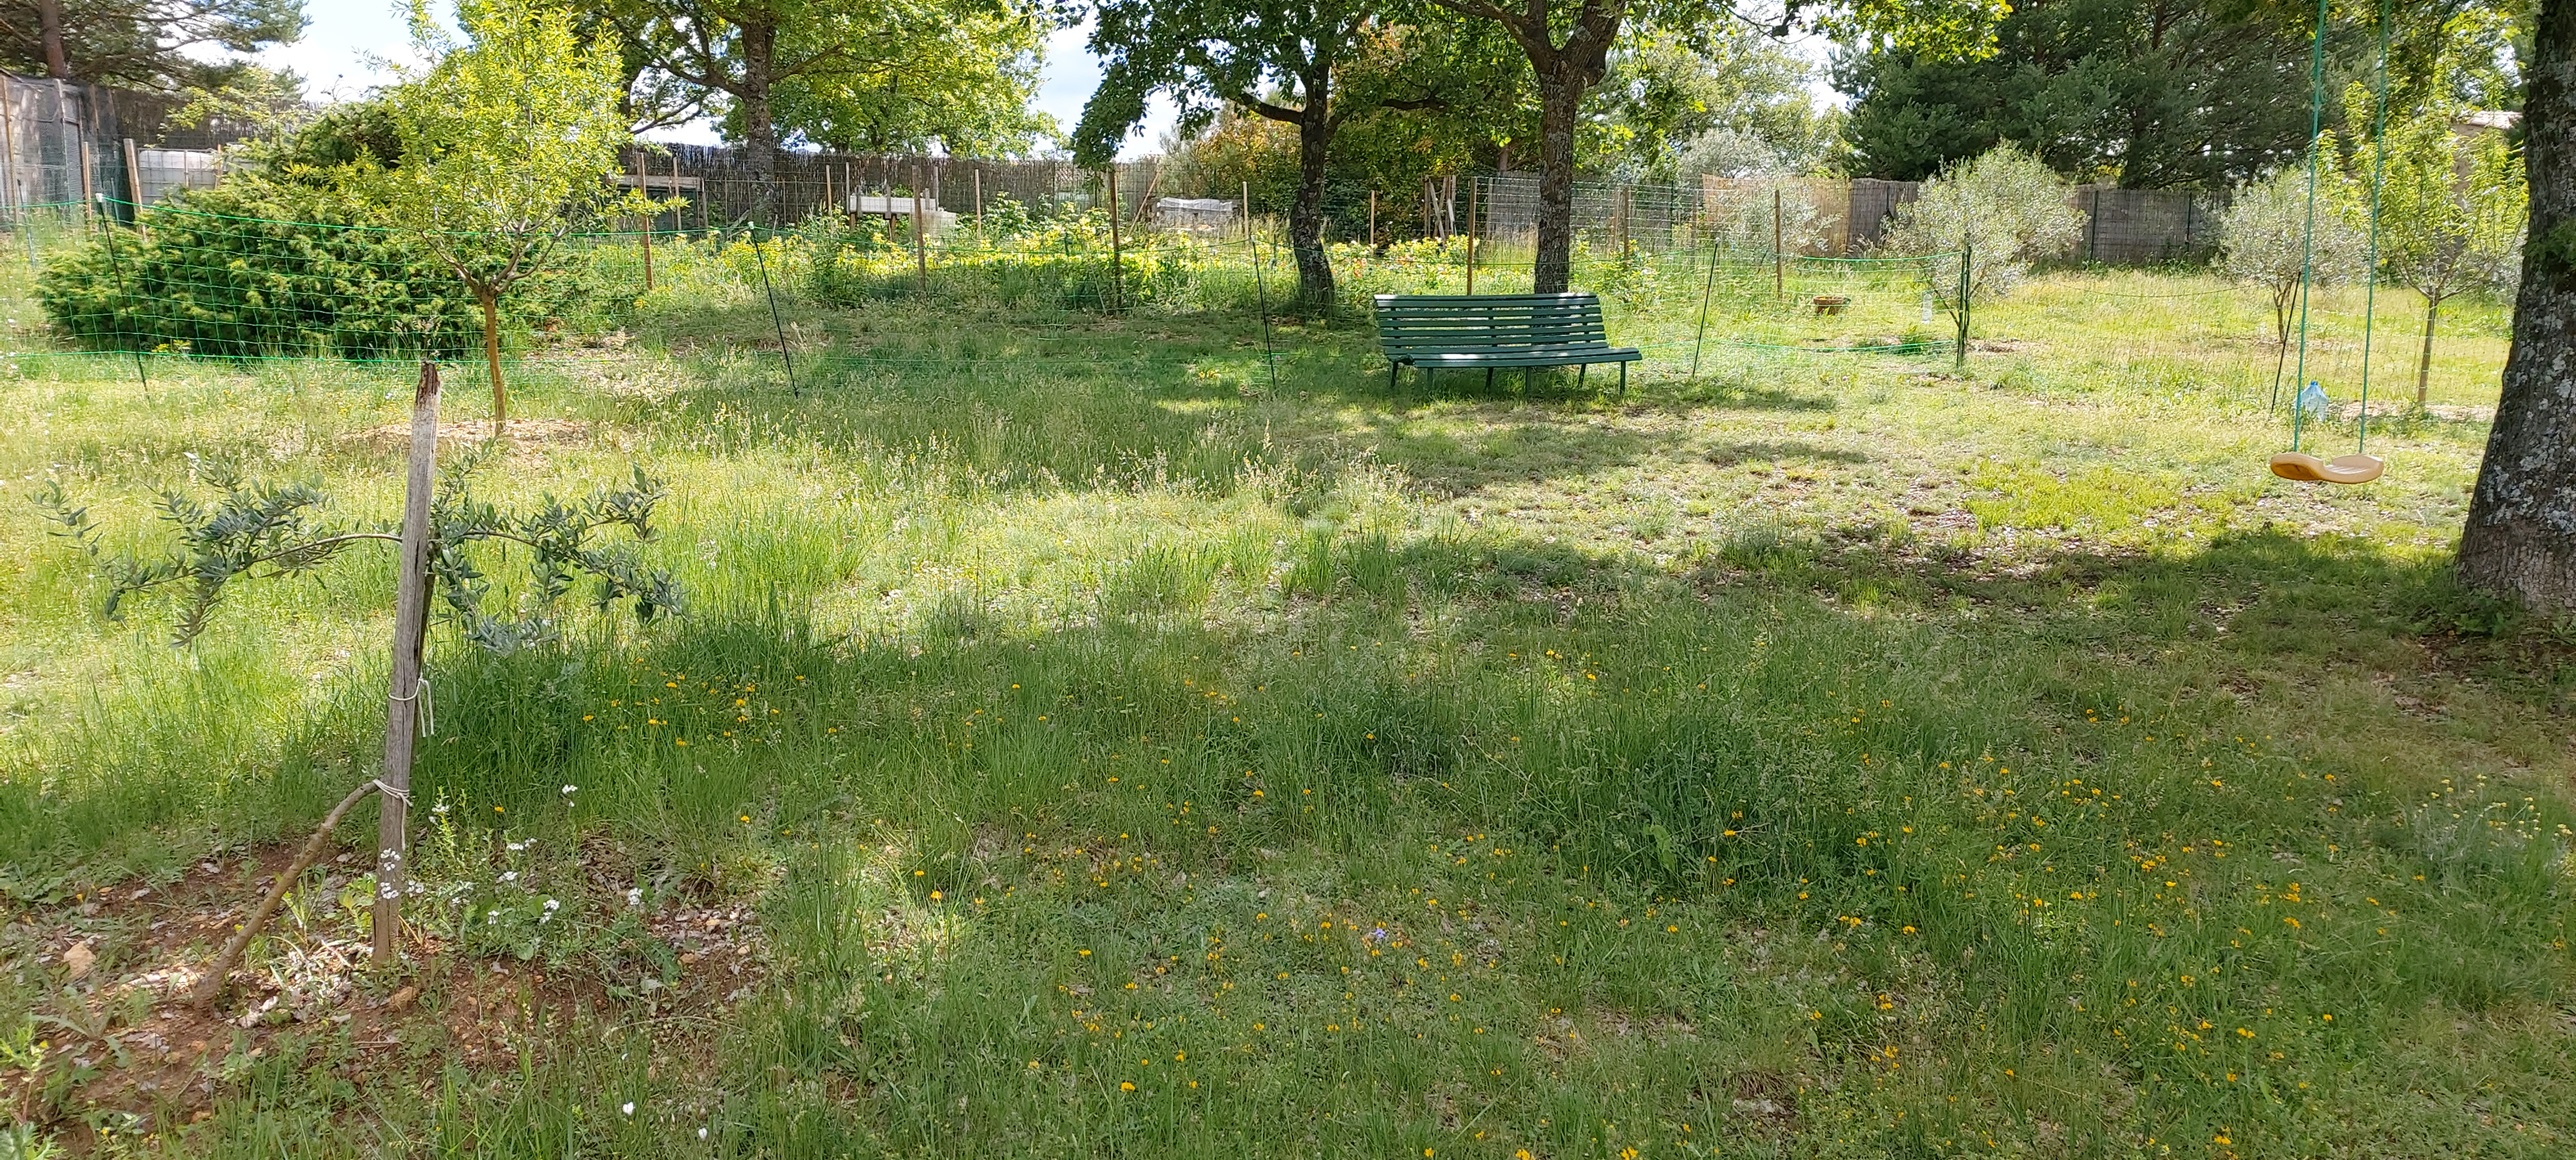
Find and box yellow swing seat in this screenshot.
[2269,452,2384,485]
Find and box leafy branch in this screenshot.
[34,460,682,649]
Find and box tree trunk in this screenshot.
[372,359,440,963]
[2272,289,2294,407]
[2459,0,2576,607]
[1532,63,1585,294]
[2415,293,2441,409]
[478,287,505,437]
[1289,111,1336,311]
[740,19,781,226]
[36,0,68,78]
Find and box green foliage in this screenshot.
[1882,143,2085,319]
[2349,92,2527,309]
[1594,28,1835,181]
[378,0,645,299]
[2220,160,2369,374]
[596,0,1058,166]
[32,186,494,361]
[34,454,680,649]
[1836,0,2320,187]
[800,208,1213,311]
[767,0,1058,154]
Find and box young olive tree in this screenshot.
[2351,95,2528,408]
[1882,144,2085,351]
[381,0,646,436]
[36,362,680,988]
[2219,160,2367,404]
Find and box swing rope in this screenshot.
[2288,0,2330,428]
[2270,0,2389,485]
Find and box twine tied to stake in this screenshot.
[388,676,434,737]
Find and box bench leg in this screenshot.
[1578,364,1588,392]
[1485,367,1494,392]
[1619,362,1627,398]
[1389,361,1399,391]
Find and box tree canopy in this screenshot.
[1423,0,2006,292]
[585,0,1053,219]
[1837,0,2321,187]
[0,0,303,90]
[1076,0,1462,307]
[380,0,642,433]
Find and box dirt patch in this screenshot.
[1,842,761,1146]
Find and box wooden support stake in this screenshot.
[973,168,983,233]
[77,139,92,224]
[1465,176,1478,295]
[1369,190,1377,251]
[120,136,141,209]
[0,85,20,217]
[1772,188,1784,301]
[1107,166,1124,313]
[639,206,654,291]
[912,163,929,297]
[372,358,440,964]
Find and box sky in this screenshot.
[256,3,1174,156]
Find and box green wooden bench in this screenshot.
[1372,292,1641,394]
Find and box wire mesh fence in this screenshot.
[0,176,2508,445]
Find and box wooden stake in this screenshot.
[1369,190,1377,250]
[120,136,141,208]
[0,84,20,216]
[1107,166,1124,313]
[1465,177,1478,295]
[912,162,929,297]
[1620,185,1632,265]
[1773,187,1785,300]
[974,168,984,233]
[77,138,92,224]
[372,358,440,964]
[639,206,654,291]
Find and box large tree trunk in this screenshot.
[1289,110,1336,311]
[1532,63,1586,295]
[2459,0,2576,607]
[739,19,781,225]
[36,0,67,77]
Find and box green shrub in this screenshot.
[34,103,604,362]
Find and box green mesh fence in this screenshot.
[9,193,2502,428]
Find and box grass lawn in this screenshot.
[1,242,2571,1158]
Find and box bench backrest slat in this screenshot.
[1372,293,1615,354]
